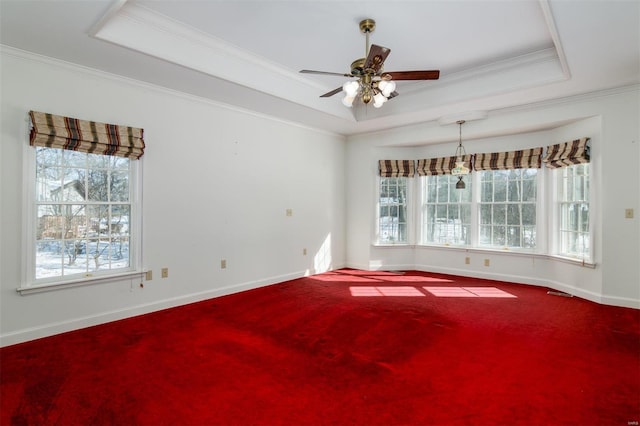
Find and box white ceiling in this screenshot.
[1,0,638,136]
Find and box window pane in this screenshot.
[479,225,491,245]
[63,150,87,168]
[508,179,521,202]
[493,178,507,202]
[421,175,471,245]
[493,226,506,246]
[523,226,536,248]
[38,205,62,240]
[426,181,437,203]
[87,170,109,201]
[478,169,537,249]
[481,181,493,202]
[507,204,521,225]
[378,177,408,243]
[110,171,130,202]
[522,204,536,225]
[33,147,134,282]
[36,147,62,166]
[35,241,63,279]
[62,169,85,201]
[522,177,536,202]
[437,178,448,203]
[493,204,506,225]
[480,204,491,225]
[507,226,521,247]
[557,164,590,259]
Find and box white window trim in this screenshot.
[20,141,144,294]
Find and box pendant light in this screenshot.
[451,120,470,189]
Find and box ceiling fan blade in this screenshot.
[320,87,344,98]
[364,44,391,74]
[300,70,353,77]
[382,70,440,80]
[387,91,399,99]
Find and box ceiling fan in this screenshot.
[300,18,440,108]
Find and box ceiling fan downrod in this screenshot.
[359,19,376,58]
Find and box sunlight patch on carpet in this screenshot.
[350,286,425,297]
[424,287,517,298]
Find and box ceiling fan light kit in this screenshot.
[300,18,440,108]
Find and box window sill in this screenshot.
[17,270,145,295]
[372,244,596,268]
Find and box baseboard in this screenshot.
[0,270,307,347]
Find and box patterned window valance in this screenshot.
[29,111,145,159]
[543,138,590,169]
[378,160,415,177]
[474,148,543,171]
[416,155,472,176]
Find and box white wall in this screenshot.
[346,87,640,308]
[0,48,346,346]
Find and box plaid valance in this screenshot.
[417,155,472,176]
[474,147,543,171]
[378,160,415,177]
[543,138,590,169]
[29,111,145,159]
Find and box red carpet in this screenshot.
[2,269,639,425]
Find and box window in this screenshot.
[32,147,138,282]
[421,174,472,245]
[557,164,590,259]
[478,169,538,249]
[378,177,409,244]
[24,110,145,290]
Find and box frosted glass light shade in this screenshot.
[373,92,386,108]
[342,94,355,107]
[342,81,359,96]
[451,161,470,176]
[379,80,396,97]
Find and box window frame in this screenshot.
[20,144,143,294]
[550,163,593,262]
[476,168,540,251]
[419,174,473,246]
[375,175,414,245]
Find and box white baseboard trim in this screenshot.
[0,270,306,347]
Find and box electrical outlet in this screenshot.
[625,208,634,219]
[484,259,490,267]
[303,248,307,255]
[145,270,152,281]
[161,267,168,278]
[465,256,470,265]
[221,259,227,269]
[286,208,293,217]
